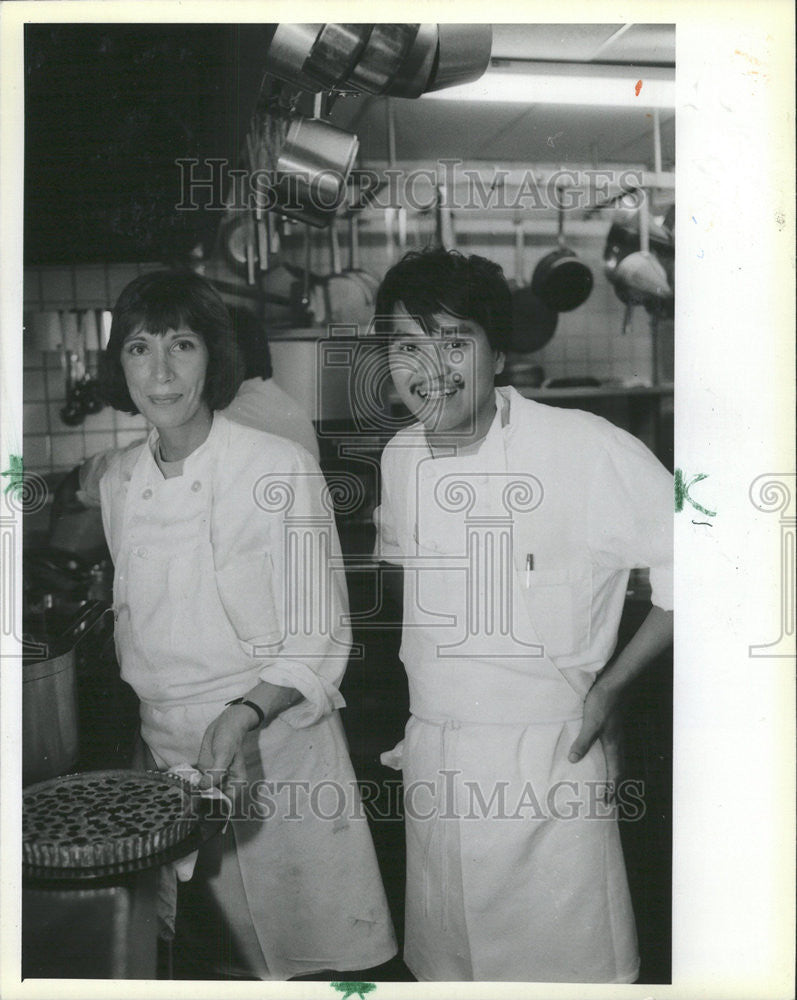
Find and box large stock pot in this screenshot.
[23,600,110,786]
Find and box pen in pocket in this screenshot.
[525,553,534,587]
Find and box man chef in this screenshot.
[372,247,673,982]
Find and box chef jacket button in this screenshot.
[142,488,152,499]
[191,481,202,492]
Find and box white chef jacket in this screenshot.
[374,386,673,983]
[78,377,318,509]
[100,413,396,979]
[221,376,320,461]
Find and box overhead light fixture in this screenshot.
[421,60,675,109]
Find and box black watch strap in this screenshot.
[225,697,265,729]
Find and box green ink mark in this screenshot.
[675,469,716,518]
[330,983,377,999]
[1,455,24,497]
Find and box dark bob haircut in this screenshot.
[99,269,245,414]
[374,247,513,354]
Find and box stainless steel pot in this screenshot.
[345,23,420,94]
[264,23,489,99]
[424,24,493,92]
[264,23,324,90]
[302,23,373,89]
[385,23,438,98]
[274,116,359,227]
[23,601,109,786]
[265,23,416,95]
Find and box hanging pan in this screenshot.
[509,220,558,354]
[531,198,593,312]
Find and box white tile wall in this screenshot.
[21,243,674,476]
[22,262,157,474]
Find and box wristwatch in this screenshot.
[225,697,265,730]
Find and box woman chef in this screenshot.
[97,270,396,980]
[372,248,674,983]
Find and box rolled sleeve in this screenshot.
[257,660,346,728]
[213,433,352,727]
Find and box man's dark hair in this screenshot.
[99,269,245,413]
[374,247,513,353]
[228,306,274,381]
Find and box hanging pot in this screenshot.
[607,195,673,337]
[609,199,672,307]
[385,24,439,98]
[263,23,324,91]
[603,218,674,290]
[509,220,558,354]
[531,200,594,312]
[274,116,359,228]
[300,23,373,89]
[424,24,493,92]
[343,23,419,94]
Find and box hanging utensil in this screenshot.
[247,115,272,273]
[604,109,674,331]
[346,213,379,303]
[435,172,456,249]
[290,224,315,326]
[531,195,594,312]
[383,99,405,266]
[509,219,558,355]
[323,217,374,329]
[59,310,84,426]
[77,310,104,414]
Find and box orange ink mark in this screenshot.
[635,80,643,97]
[734,49,761,66]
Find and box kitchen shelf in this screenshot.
[266,326,331,341]
[377,382,673,405]
[514,383,673,401]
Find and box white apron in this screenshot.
[111,432,396,979]
[387,404,639,983]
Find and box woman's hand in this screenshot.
[195,703,258,790]
[568,679,620,764]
